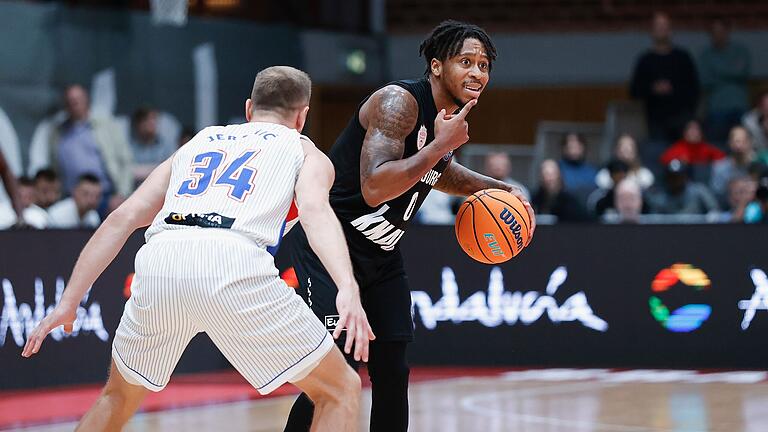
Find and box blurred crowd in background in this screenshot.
[418,12,768,226]
[0,83,194,230]
[0,9,766,229]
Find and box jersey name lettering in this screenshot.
[350,204,406,251]
[420,169,442,186]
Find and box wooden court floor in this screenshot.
[12,369,768,432]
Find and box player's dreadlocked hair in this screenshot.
[418,20,497,76]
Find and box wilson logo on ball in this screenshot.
[498,208,525,250]
[455,189,533,264]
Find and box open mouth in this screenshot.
[463,83,483,96]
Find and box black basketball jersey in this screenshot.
[328,77,453,256]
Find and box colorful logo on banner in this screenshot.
[649,264,712,333]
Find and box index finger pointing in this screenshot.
[455,99,477,119]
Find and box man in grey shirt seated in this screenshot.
[647,159,719,215]
[130,107,177,186]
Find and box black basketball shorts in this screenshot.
[288,224,414,342]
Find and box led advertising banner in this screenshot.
[3,225,767,390]
[401,225,768,368]
[0,231,227,390]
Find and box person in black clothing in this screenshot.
[630,12,700,145]
[284,21,535,432]
[532,159,590,222]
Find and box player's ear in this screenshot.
[430,58,442,78]
[296,105,309,132]
[245,99,253,122]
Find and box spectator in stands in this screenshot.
[596,134,654,190]
[47,174,102,229]
[33,168,61,209]
[602,179,645,224]
[532,159,590,222]
[744,175,768,223]
[558,132,597,196]
[588,159,629,217]
[17,177,48,229]
[710,126,756,204]
[131,107,177,185]
[482,151,530,200]
[45,85,133,213]
[0,147,23,229]
[647,159,719,215]
[630,12,699,145]
[744,176,768,224]
[699,18,751,147]
[743,91,768,154]
[714,176,756,223]
[660,119,725,183]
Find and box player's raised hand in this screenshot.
[434,99,477,152]
[21,303,77,358]
[333,285,375,362]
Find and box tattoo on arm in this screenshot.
[435,160,508,196]
[359,86,418,186]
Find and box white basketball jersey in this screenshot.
[145,122,304,252]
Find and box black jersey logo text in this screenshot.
[350,204,405,251]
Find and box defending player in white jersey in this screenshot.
[22,66,373,432]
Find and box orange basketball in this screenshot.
[455,188,533,264]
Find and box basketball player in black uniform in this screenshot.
[284,21,535,431]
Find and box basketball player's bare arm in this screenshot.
[359,85,476,207]
[296,138,375,362]
[436,160,537,241]
[22,158,172,358]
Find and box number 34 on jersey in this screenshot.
[176,149,261,201]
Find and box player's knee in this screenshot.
[305,364,360,406]
[327,364,361,401]
[98,385,135,417]
[330,365,361,404]
[342,365,362,396]
[100,367,147,414]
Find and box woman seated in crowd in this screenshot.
[596,133,654,190]
[532,159,591,222]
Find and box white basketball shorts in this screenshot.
[112,229,333,394]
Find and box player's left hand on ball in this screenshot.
[505,185,536,246]
[334,286,376,362]
[21,304,76,358]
